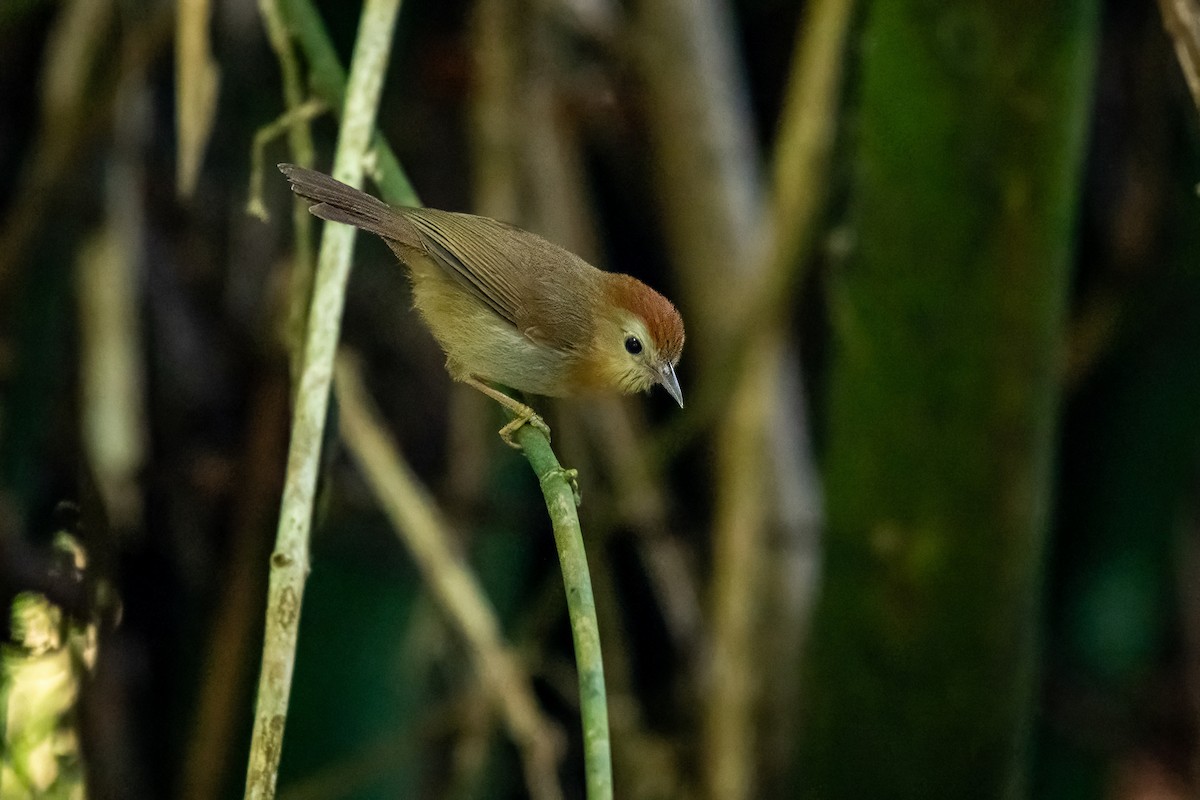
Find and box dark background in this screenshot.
[1,0,1197,798]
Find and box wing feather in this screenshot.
[403,209,527,328]
[400,207,603,354]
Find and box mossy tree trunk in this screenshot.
[797,2,1098,798]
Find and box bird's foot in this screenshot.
[497,408,551,450]
[463,376,551,449]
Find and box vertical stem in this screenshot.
[257,0,317,386]
[242,2,404,798]
[280,0,420,207]
[798,2,1099,797]
[334,354,564,800]
[515,425,613,800]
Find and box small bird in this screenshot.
[279,164,685,445]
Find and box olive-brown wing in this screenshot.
[400,208,598,354]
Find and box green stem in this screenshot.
[279,0,419,207]
[797,2,1098,797]
[242,2,403,798]
[514,425,612,800]
[257,0,318,387]
[257,6,611,796]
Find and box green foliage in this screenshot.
[798,2,1100,797]
[2,536,93,800]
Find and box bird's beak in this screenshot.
[659,363,684,408]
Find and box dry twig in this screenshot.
[631,0,853,796]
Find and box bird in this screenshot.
[279,164,685,446]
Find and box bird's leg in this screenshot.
[462,376,551,449]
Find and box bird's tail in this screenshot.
[278,163,416,245]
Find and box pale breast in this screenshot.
[409,264,580,397]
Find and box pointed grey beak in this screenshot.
[660,363,684,408]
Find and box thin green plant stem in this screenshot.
[279,0,419,206]
[257,0,320,386]
[334,353,564,800]
[246,99,326,222]
[255,6,611,797]
[513,424,613,800]
[242,1,404,799]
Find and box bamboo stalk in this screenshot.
[242,2,404,798]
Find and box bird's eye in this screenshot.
[624,336,643,355]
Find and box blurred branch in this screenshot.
[243,1,404,798]
[246,100,327,223]
[588,399,706,674]
[334,352,565,800]
[513,421,613,800]
[759,0,857,325]
[651,0,856,458]
[722,1,853,790]
[631,3,768,795]
[632,0,763,358]
[76,60,152,534]
[256,0,320,386]
[77,211,147,533]
[278,0,420,206]
[257,0,318,178]
[175,0,220,196]
[469,0,521,221]
[40,0,113,126]
[632,0,846,796]
[1159,0,1200,117]
[704,337,782,800]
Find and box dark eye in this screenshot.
[624,336,643,355]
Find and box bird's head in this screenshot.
[583,274,685,406]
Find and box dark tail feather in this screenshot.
[277,163,417,245]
